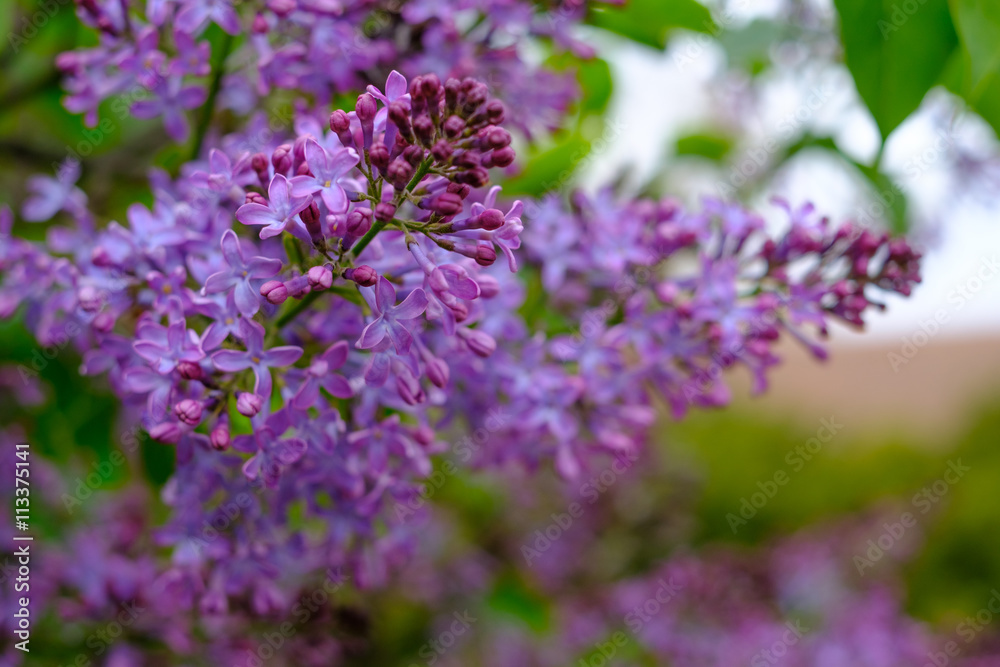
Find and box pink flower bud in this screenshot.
[260,280,288,305]
[174,399,203,426]
[344,265,378,287]
[307,266,333,290]
[236,392,263,417]
[177,361,203,381]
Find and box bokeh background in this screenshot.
[2,0,1000,664]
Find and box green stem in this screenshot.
[274,290,322,330]
[405,157,434,193]
[190,32,234,161]
[351,218,389,258]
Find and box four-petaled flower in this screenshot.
[212,318,303,398]
[289,140,359,214]
[356,276,429,355]
[232,426,307,487]
[291,341,353,409]
[134,319,206,374]
[202,229,283,316]
[236,174,313,240]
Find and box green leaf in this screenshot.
[577,57,614,115]
[501,133,591,197]
[833,0,959,140]
[588,0,716,50]
[946,0,1000,136]
[949,0,1000,88]
[718,19,788,75]
[675,132,733,161]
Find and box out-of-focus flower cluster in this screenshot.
[59,0,596,141]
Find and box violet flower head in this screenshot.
[232,426,307,487]
[356,276,429,355]
[133,319,206,375]
[288,140,359,214]
[212,318,303,398]
[291,341,353,410]
[22,159,88,222]
[236,174,313,239]
[202,229,283,316]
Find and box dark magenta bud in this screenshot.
[479,209,505,231]
[271,144,293,174]
[443,115,466,139]
[489,146,516,168]
[177,361,203,381]
[369,143,390,171]
[355,93,377,122]
[344,265,378,286]
[375,202,397,222]
[346,208,372,236]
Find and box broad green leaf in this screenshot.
[501,133,591,197]
[946,0,1000,136]
[588,0,716,50]
[676,132,733,161]
[833,0,958,140]
[949,0,1000,89]
[577,57,614,115]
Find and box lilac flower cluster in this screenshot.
[59,0,596,142]
[2,70,534,613]
[0,59,923,622]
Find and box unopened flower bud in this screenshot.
[177,361,203,381]
[78,285,102,312]
[346,208,372,236]
[260,280,288,305]
[387,159,414,189]
[477,275,500,299]
[462,329,496,357]
[432,192,464,216]
[149,422,183,444]
[271,144,293,174]
[344,265,378,286]
[375,202,396,222]
[479,209,505,230]
[489,146,516,168]
[210,418,230,451]
[475,244,497,266]
[236,392,263,417]
[443,115,466,138]
[245,191,267,206]
[174,399,203,426]
[307,265,333,290]
[369,142,390,171]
